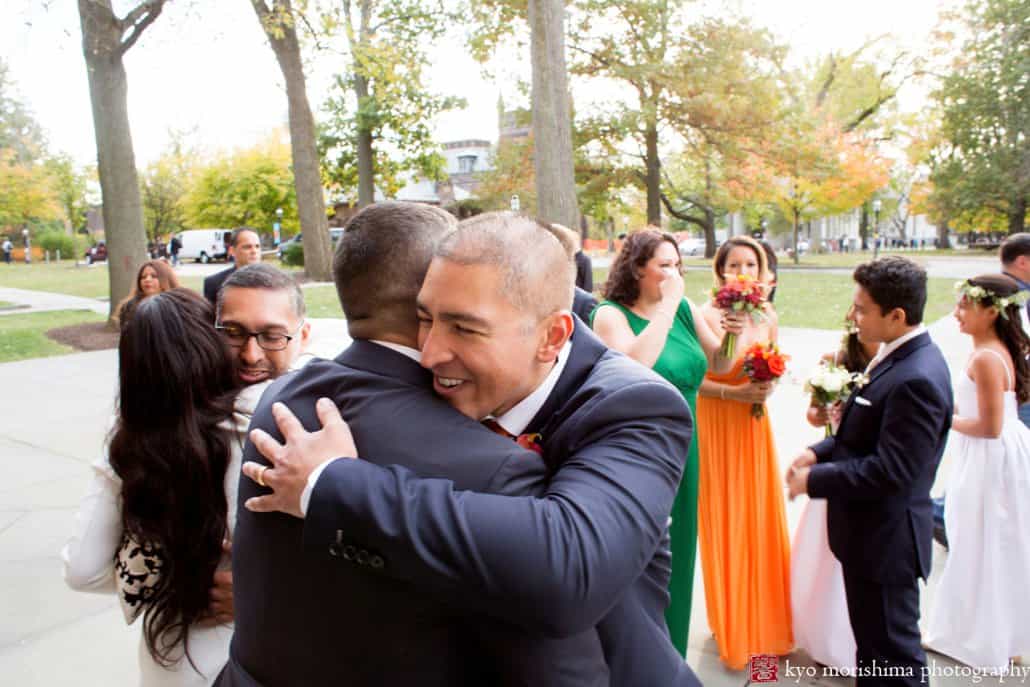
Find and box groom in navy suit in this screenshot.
[244,213,715,686]
[787,257,953,686]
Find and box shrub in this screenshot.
[36,231,78,257]
[281,241,304,267]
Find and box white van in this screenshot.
[175,229,233,263]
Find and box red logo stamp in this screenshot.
[749,654,779,683]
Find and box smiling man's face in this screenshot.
[416,259,548,421]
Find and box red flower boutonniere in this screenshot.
[516,433,543,455]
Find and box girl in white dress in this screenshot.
[925,274,1030,671]
[63,289,266,686]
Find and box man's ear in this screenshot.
[537,311,574,363]
[298,321,312,352]
[889,306,908,327]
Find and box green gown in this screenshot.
[592,298,707,656]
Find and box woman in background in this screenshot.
[591,228,740,655]
[116,259,180,327]
[696,235,792,669]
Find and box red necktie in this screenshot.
[481,418,543,455]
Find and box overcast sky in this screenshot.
[0,0,951,169]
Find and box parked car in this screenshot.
[678,238,705,257]
[277,229,344,260]
[174,229,233,263]
[84,241,107,264]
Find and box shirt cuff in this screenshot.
[300,458,339,517]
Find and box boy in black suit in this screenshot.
[787,257,953,686]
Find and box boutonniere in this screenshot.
[516,433,543,455]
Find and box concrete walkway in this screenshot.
[1,312,1016,686]
[0,287,109,316]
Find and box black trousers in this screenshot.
[842,569,926,687]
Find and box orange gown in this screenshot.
[697,357,793,670]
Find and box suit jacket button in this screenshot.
[370,555,384,569]
[342,545,357,561]
[356,549,369,565]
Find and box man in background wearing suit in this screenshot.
[203,228,262,305]
[217,203,611,686]
[246,213,726,686]
[787,257,952,686]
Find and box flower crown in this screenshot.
[954,279,1029,319]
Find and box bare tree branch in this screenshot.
[116,0,167,57]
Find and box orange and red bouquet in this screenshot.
[742,342,789,418]
[711,274,769,358]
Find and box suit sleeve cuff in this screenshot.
[807,463,837,499]
[299,458,339,517]
[809,437,835,463]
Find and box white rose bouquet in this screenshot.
[804,362,867,437]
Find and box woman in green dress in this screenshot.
[591,228,736,655]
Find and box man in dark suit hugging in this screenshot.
[787,257,953,686]
[242,212,709,686]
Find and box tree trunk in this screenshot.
[251,1,332,281]
[78,0,151,325]
[1009,195,1027,235]
[938,220,952,249]
[793,211,800,265]
[644,121,661,226]
[702,210,716,259]
[354,73,375,207]
[859,203,870,250]
[528,0,578,229]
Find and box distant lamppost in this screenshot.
[872,199,882,260]
[274,207,283,246]
[22,228,30,264]
[510,195,520,212]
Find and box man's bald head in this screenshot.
[435,213,574,322]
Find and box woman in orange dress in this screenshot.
[697,236,793,669]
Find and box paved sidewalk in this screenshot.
[0,287,108,316]
[0,314,1012,686]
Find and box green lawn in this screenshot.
[591,267,955,330]
[304,285,345,318]
[677,248,980,271]
[0,310,106,363]
[0,262,205,299]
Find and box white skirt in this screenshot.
[790,497,857,669]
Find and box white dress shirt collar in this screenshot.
[368,339,422,363]
[489,339,573,437]
[866,324,926,373]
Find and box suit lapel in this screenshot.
[335,339,431,388]
[838,331,932,425]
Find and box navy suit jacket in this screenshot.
[304,321,701,687]
[808,331,953,583]
[220,342,611,686]
[203,266,235,306]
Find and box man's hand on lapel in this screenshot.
[243,398,357,518]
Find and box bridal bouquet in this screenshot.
[742,342,789,419]
[712,274,769,359]
[805,363,868,437]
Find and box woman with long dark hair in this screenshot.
[590,228,740,655]
[116,260,181,328]
[63,289,267,685]
[925,274,1030,671]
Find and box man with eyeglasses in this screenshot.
[215,264,311,386]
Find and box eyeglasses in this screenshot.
[215,322,304,351]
